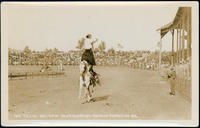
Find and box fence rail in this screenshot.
[8,71,65,79]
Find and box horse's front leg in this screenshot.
[79,76,83,99]
[85,81,92,102]
[79,85,82,99]
[85,87,91,102]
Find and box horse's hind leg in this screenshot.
[84,86,91,102]
[79,84,82,99]
[84,87,87,98]
[87,88,91,102]
[79,76,83,99]
[91,85,94,93]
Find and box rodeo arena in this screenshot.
[8,7,192,120]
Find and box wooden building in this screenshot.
[157,7,192,102]
[157,7,191,66]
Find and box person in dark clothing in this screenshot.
[168,66,176,95]
[81,34,100,86]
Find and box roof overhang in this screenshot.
[157,7,191,38]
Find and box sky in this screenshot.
[3,2,186,52]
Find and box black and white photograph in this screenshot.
[1,2,199,126]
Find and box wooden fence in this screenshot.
[175,64,191,102]
[8,71,65,80]
[160,63,191,102]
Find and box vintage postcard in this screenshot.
[1,1,199,126]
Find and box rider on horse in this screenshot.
[81,34,98,84]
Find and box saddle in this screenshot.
[80,60,101,87]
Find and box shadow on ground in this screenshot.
[90,95,109,102]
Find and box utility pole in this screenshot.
[171,30,175,66]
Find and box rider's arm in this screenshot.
[91,38,98,50]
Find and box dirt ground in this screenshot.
[8,66,191,120]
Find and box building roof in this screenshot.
[157,7,191,38]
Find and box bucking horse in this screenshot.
[79,60,101,103]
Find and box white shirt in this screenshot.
[84,38,96,49]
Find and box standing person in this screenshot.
[81,34,98,73]
[168,66,176,95]
[58,59,63,71]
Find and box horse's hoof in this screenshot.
[81,100,90,104]
[87,97,91,102]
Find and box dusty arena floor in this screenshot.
[8,66,191,120]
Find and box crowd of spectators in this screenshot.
[9,47,174,70]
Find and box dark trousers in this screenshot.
[170,79,175,94]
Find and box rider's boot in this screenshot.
[89,65,101,86]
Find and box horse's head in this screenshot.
[80,60,90,74]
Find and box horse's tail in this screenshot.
[95,74,102,86]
